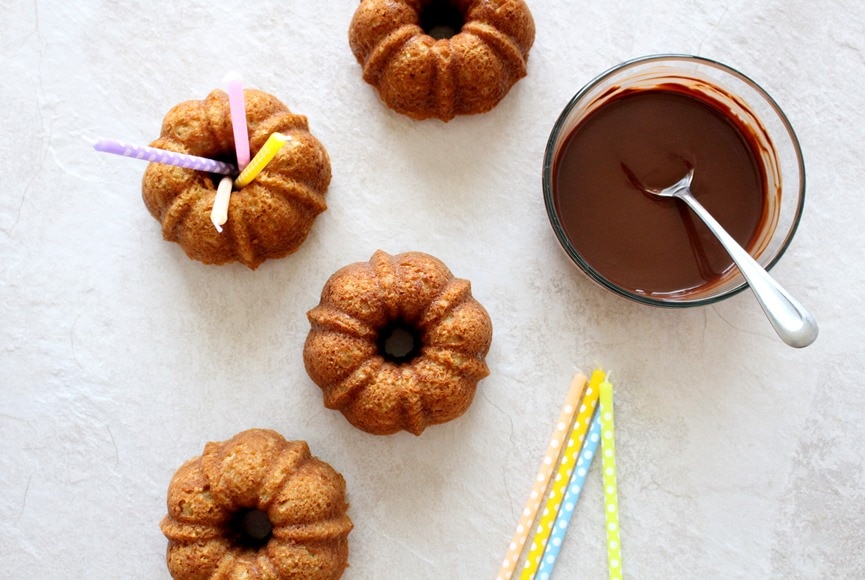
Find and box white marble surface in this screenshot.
[2,1,864,578]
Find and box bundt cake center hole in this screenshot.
[420,0,465,39]
[228,508,273,549]
[205,151,243,190]
[379,322,422,363]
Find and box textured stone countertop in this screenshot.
[2,1,864,578]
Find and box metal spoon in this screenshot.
[641,168,818,348]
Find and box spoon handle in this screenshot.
[679,191,818,348]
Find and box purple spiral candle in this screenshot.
[93,138,237,175]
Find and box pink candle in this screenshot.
[225,72,251,170]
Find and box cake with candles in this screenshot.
[160,429,353,579]
[141,88,330,269]
[348,0,535,121]
[304,250,493,435]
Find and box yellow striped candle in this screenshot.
[497,373,587,580]
[599,374,623,580]
[234,132,289,188]
[519,369,604,579]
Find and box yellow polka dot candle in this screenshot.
[536,410,602,580]
[599,373,623,580]
[519,370,603,579]
[497,373,587,580]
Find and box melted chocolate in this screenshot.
[552,87,770,296]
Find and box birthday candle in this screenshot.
[536,410,602,580]
[210,176,234,233]
[225,72,251,170]
[520,370,603,579]
[93,138,236,175]
[497,373,587,580]
[599,374,623,580]
[234,132,289,188]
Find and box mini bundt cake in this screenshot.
[142,89,330,269]
[160,429,353,579]
[304,250,493,435]
[348,0,536,121]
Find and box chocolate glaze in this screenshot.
[552,86,771,297]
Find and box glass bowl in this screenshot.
[542,54,805,307]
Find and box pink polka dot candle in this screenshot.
[497,373,587,580]
[520,370,603,579]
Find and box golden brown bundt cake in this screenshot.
[160,429,353,579]
[348,0,535,121]
[142,89,330,269]
[304,250,493,435]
